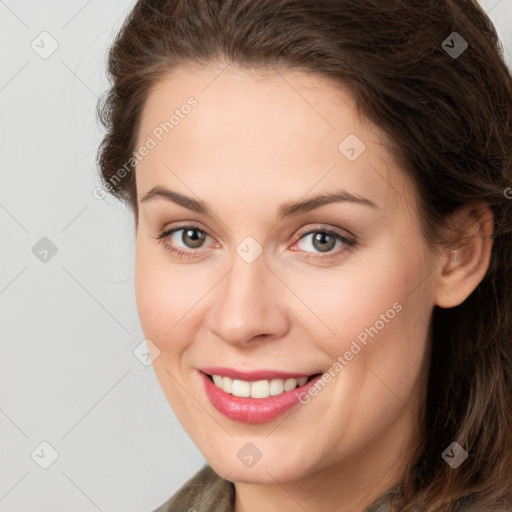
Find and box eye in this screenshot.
[155,225,212,258]
[292,227,356,260]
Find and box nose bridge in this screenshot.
[207,245,288,344]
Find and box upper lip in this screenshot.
[199,366,320,381]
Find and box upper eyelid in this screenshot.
[295,224,355,240]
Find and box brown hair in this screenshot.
[96,1,512,510]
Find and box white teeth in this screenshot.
[269,379,284,396]
[212,375,223,387]
[231,379,251,397]
[222,376,233,393]
[284,378,297,391]
[210,374,310,398]
[250,380,269,398]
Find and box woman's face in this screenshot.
[134,63,438,486]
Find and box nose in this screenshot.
[205,250,290,348]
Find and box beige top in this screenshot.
[153,465,234,512]
[151,464,404,512]
[152,464,492,512]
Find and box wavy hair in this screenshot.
[96,1,512,510]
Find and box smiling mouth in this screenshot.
[203,371,322,399]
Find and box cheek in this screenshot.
[134,240,190,351]
[134,242,202,414]
[289,263,407,347]
[134,238,221,365]
[290,255,430,455]
[291,239,432,378]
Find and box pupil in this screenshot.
[183,229,205,248]
[313,232,335,252]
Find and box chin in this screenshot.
[207,455,307,485]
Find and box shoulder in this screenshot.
[451,492,512,512]
[152,464,235,512]
[364,484,512,512]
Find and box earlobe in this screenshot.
[434,203,494,309]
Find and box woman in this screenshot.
[96,1,512,510]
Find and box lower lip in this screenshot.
[199,371,323,424]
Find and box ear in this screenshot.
[434,202,494,309]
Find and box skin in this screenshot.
[133,62,493,512]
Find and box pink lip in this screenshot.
[199,366,314,381]
[199,370,323,424]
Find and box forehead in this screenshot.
[135,63,414,214]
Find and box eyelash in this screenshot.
[154,224,357,261]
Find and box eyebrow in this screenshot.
[140,185,378,220]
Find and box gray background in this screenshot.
[0,1,511,511]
